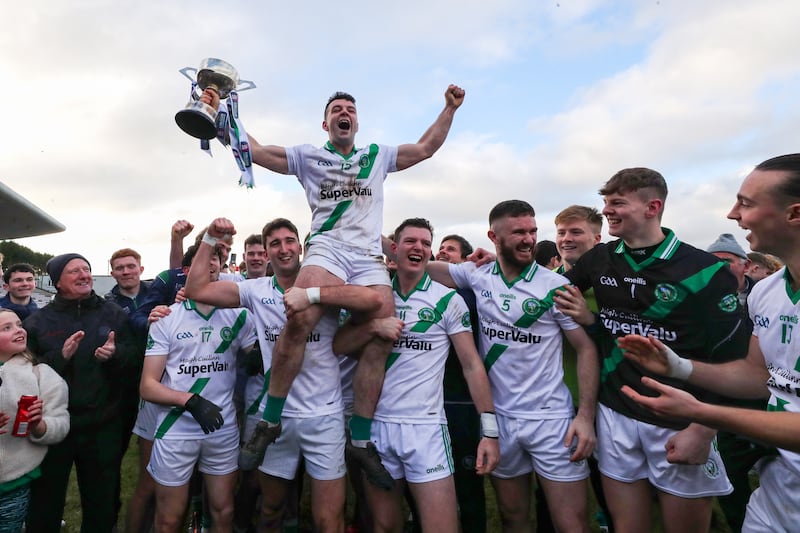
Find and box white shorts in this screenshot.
[259,413,346,481]
[302,239,390,287]
[132,399,158,441]
[595,404,732,497]
[492,413,589,482]
[372,420,454,483]
[147,429,239,486]
[743,454,800,532]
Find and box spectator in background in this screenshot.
[534,240,561,270]
[746,251,782,281]
[1,264,39,320]
[24,253,138,532]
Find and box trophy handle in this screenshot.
[237,79,257,92]
[179,67,198,82]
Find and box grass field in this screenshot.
[60,436,735,532]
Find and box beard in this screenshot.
[497,239,533,271]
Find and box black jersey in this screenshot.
[565,228,749,429]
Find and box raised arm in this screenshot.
[184,218,242,308]
[395,85,465,171]
[169,219,194,270]
[200,89,290,174]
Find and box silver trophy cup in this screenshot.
[175,58,256,140]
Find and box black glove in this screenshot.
[240,342,264,376]
[184,393,223,434]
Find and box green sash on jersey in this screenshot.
[154,378,210,439]
[215,309,248,353]
[310,143,379,239]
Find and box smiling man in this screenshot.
[0,263,39,320]
[23,253,138,532]
[199,86,467,486]
[558,168,748,533]
[427,200,599,533]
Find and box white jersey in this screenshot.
[375,273,471,424]
[237,276,343,418]
[286,143,398,255]
[748,267,800,476]
[449,261,579,419]
[145,300,256,439]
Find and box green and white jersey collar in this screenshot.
[492,261,538,289]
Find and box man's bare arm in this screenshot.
[395,85,464,171]
[183,218,242,308]
[199,89,290,174]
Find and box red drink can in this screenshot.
[12,395,38,437]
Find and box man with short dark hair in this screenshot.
[428,200,599,532]
[618,153,800,532]
[185,216,387,532]
[24,253,138,532]
[0,263,38,320]
[243,234,268,279]
[557,168,748,533]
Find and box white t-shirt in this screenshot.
[449,261,578,419]
[146,300,256,439]
[375,273,471,424]
[749,267,800,476]
[237,276,343,418]
[286,142,398,254]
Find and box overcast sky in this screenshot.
[3,0,798,277]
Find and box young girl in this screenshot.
[0,308,69,532]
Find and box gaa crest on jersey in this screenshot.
[522,297,543,316]
[654,283,678,303]
[220,327,234,342]
[718,294,738,313]
[461,312,471,328]
[418,307,436,322]
[359,154,371,168]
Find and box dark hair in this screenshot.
[534,240,560,267]
[182,244,222,268]
[243,234,263,248]
[261,218,299,244]
[324,92,356,117]
[489,200,535,225]
[3,263,35,284]
[439,234,473,259]
[393,218,434,240]
[755,154,800,204]
[554,205,603,232]
[599,167,668,200]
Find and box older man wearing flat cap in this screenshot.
[23,253,138,533]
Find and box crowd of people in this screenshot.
[0,83,796,533]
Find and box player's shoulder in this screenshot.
[749,267,786,303]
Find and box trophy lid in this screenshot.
[197,58,240,98]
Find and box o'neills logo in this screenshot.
[426,464,447,474]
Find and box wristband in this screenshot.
[306,287,321,304]
[480,412,498,438]
[201,231,219,248]
[665,347,694,381]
